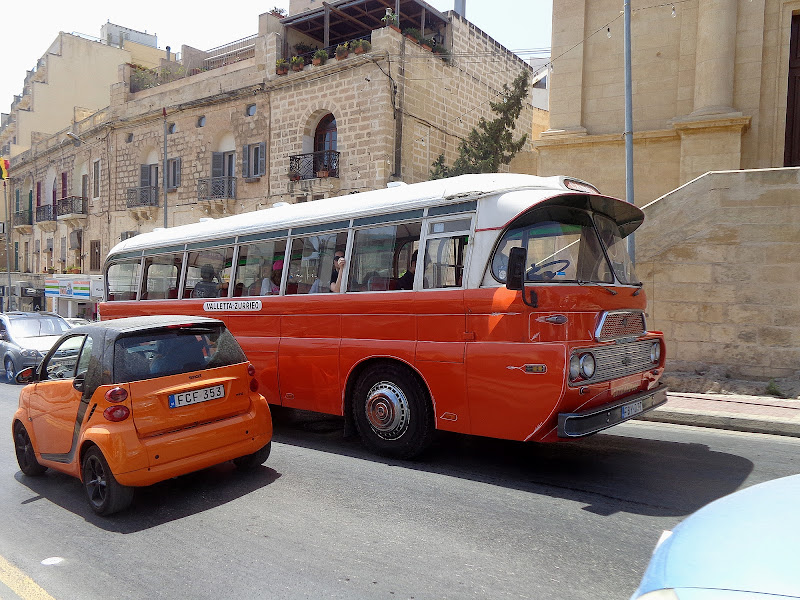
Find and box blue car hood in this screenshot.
[635,474,800,598]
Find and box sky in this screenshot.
[1,0,552,117]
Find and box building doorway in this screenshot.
[785,14,800,166]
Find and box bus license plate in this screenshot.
[169,384,225,408]
[621,399,644,419]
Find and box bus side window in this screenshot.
[142,253,182,301]
[347,222,421,292]
[184,248,232,298]
[234,239,288,297]
[107,259,142,301]
[287,232,347,295]
[422,217,472,289]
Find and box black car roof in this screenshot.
[70,315,224,336]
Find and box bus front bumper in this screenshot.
[557,383,668,438]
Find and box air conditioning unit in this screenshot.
[121,231,138,241]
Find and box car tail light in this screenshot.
[105,387,128,403]
[247,364,256,376]
[250,378,259,393]
[104,405,130,422]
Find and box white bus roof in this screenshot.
[107,173,632,258]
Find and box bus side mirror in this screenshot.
[506,247,525,291]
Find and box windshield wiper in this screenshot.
[577,280,617,295]
[631,282,644,296]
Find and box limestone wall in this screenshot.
[637,167,800,379]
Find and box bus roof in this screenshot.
[107,173,635,259]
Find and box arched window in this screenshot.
[313,114,338,177]
[314,114,337,152]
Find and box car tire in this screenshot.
[5,357,16,384]
[13,421,47,476]
[81,446,134,516]
[352,362,435,460]
[233,442,272,470]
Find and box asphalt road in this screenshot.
[2,383,799,600]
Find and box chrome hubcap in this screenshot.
[365,381,409,440]
[85,457,107,507]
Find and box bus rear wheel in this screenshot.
[352,363,434,460]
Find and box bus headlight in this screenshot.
[570,352,596,381]
[650,341,661,364]
[569,354,581,380]
[579,353,596,379]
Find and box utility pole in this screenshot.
[163,107,168,228]
[623,0,635,265]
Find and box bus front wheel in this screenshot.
[352,363,434,460]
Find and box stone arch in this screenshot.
[44,165,57,205]
[211,131,236,153]
[300,103,343,154]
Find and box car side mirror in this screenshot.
[506,247,525,291]
[15,367,36,384]
[73,373,86,393]
[0,331,8,341]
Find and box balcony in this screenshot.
[12,209,33,234]
[35,204,57,232]
[57,195,88,227]
[126,186,160,221]
[289,150,340,181]
[197,176,236,215]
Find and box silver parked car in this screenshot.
[0,312,72,382]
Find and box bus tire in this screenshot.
[352,363,434,460]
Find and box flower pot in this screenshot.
[421,44,432,51]
[276,67,288,75]
[336,52,349,60]
[312,58,322,66]
[292,64,304,72]
[389,25,401,33]
[317,170,330,178]
[354,46,365,55]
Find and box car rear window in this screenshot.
[113,325,248,383]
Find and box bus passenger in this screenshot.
[396,251,417,290]
[330,251,346,292]
[192,264,220,298]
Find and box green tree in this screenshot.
[430,70,531,179]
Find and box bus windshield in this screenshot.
[491,205,637,285]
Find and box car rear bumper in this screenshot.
[557,383,668,438]
[115,396,272,486]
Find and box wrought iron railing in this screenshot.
[198,176,237,200]
[35,204,56,222]
[127,186,160,208]
[13,210,33,227]
[57,195,88,217]
[289,150,340,181]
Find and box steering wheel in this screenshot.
[527,259,571,280]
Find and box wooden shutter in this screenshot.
[258,142,266,176]
[242,145,250,178]
[175,158,182,187]
[212,152,224,178]
[140,164,150,187]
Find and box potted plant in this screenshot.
[433,46,451,64]
[403,28,422,43]
[312,49,328,66]
[288,169,301,181]
[269,6,287,18]
[381,9,400,32]
[290,55,305,71]
[275,58,289,75]
[335,43,349,60]
[421,37,434,51]
[351,39,372,55]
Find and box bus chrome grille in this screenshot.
[595,310,646,341]
[570,340,655,386]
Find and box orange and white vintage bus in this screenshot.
[100,174,667,458]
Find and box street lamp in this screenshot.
[66,131,83,147]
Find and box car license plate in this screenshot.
[169,384,225,408]
[621,399,644,419]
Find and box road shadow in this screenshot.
[270,407,754,519]
[14,462,281,533]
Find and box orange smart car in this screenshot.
[12,315,272,515]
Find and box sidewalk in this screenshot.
[637,391,800,437]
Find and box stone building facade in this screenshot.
[537,0,799,203]
[3,6,534,315]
